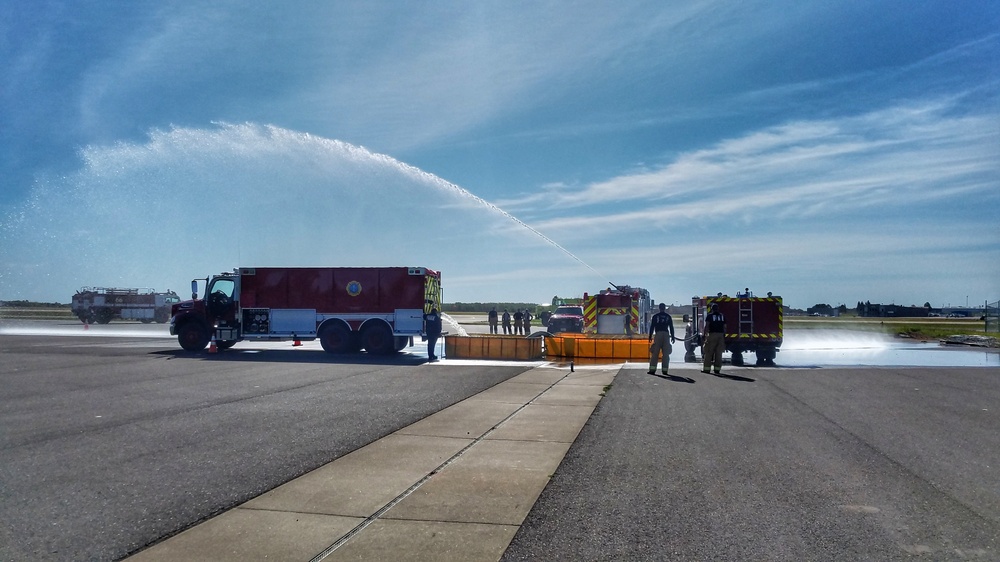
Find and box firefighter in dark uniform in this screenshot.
[488,307,499,334]
[502,309,512,334]
[702,303,726,374]
[647,303,676,375]
[424,307,443,360]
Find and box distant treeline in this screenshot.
[443,302,548,313]
[0,300,68,308]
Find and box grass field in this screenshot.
[0,306,75,320]
[785,315,992,341]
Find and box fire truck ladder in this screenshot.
[738,294,753,338]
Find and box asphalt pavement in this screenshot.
[1,322,998,561]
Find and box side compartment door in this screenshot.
[394,309,424,335]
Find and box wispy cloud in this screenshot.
[515,99,998,241]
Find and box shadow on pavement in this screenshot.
[712,372,756,382]
[150,348,430,366]
[647,372,696,383]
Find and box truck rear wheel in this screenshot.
[361,323,395,355]
[178,322,210,352]
[319,323,353,354]
[756,346,777,366]
[730,351,744,366]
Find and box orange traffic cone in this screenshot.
[208,335,218,353]
[292,339,302,347]
[84,321,89,331]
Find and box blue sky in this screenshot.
[1,1,998,309]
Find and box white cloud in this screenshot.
[513,100,998,242]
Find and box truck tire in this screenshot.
[361,323,395,355]
[756,346,777,366]
[96,309,114,324]
[319,323,353,354]
[177,322,210,352]
[394,336,409,352]
[730,351,744,366]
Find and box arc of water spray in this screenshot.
[367,150,615,288]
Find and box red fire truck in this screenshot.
[169,267,442,354]
[690,289,782,366]
[71,287,180,324]
[582,285,653,335]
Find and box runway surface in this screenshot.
[1,321,997,560]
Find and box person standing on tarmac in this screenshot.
[513,309,524,335]
[502,309,512,335]
[682,314,698,363]
[702,303,726,374]
[423,307,443,361]
[522,310,532,336]
[648,303,676,375]
[488,307,499,334]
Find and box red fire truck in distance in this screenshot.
[691,289,782,366]
[170,267,442,354]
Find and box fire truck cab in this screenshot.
[170,266,442,355]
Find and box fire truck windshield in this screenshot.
[209,278,235,298]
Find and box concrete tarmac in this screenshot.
[2,324,998,561]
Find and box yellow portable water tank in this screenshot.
[444,334,543,360]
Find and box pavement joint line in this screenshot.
[308,367,577,562]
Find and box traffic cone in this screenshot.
[208,335,218,353]
[292,338,302,347]
[84,321,89,331]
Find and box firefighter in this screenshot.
[488,307,499,334]
[647,303,676,375]
[513,309,524,335]
[702,303,726,374]
[522,309,532,336]
[682,314,698,362]
[424,307,443,361]
[502,309,512,335]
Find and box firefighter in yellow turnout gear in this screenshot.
[702,303,726,374]
[648,303,676,375]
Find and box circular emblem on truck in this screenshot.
[346,280,362,297]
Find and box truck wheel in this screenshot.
[177,323,210,352]
[319,323,353,354]
[361,323,395,355]
[393,336,409,352]
[756,346,776,366]
[96,310,114,324]
[731,351,744,366]
[216,340,237,350]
